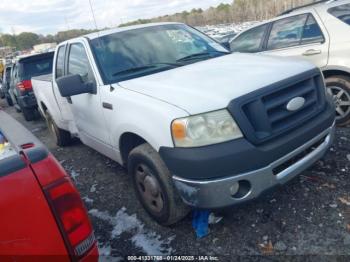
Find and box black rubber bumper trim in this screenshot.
[0,155,26,178]
[0,110,49,178]
[159,100,335,180]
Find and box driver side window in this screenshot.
[68,43,95,84]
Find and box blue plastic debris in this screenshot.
[192,210,210,238]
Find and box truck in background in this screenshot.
[9,52,54,121]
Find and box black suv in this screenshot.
[9,52,54,121]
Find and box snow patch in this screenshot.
[89,207,175,255]
[99,257,123,262]
[90,183,97,193]
[70,170,80,182]
[99,246,123,262]
[98,244,111,256]
[82,196,94,204]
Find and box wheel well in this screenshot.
[322,70,350,79]
[40,102,47,112]
[119,132,146,166]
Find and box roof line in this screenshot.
[279,0,339,16]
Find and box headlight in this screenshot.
[171,109,243,147]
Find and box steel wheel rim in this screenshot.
[327,86,350,120]
[135,163,164,214]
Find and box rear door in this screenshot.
[262,13,329,68]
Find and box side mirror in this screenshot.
[57,74,95,97]
[221,41,231,51]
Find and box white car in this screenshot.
[32,22,335,225]
[230,0,350,125]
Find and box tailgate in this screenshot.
[0,110,69,257]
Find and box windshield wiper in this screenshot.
[112,65,157,76]
[112,63,182,77]
[176,51,229,63]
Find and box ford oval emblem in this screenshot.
[286,97,305,112]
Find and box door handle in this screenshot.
[302,49,321,56]
[102,102,113,110]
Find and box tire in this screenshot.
[128,143,190,225]
[325,75,350,126]
[21,107,35,121]
[46,112,71,146]
[5,94,13,106]
[0,90,5,99]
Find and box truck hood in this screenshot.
[117,53,316,115]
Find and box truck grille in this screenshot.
[228,69,326,145]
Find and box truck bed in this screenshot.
[32,73,75,133]
[32,73,60,121]
[32,73,52,83]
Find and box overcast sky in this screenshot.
[0,0,232,35]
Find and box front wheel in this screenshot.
[46,112,71,147]
[128,143,190,225]
[326,76,350,126]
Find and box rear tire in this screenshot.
[46,112,71,146]
[21,107,35,121]
[0,90,5,99]
[325,75,350,126]
[5,94,13,106]
[128,143,190,226]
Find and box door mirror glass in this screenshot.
[57,74,94,97]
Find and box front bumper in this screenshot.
[172,123,335,209]
[18,92,37,108]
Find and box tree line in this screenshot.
[0,29,96,51]
[0,0,316,51]
[120,0,316,27]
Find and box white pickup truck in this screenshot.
[32,22,335,225]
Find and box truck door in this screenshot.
[65,41,111,148]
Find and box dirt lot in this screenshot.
[2,98,350,261]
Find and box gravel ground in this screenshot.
[2,98,350,261]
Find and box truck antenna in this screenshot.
[88,0,99,32]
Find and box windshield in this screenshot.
[90,24,230,83]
